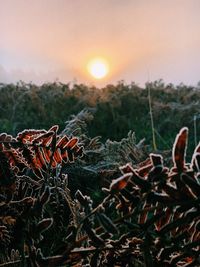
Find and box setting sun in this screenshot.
[87,58,109,79]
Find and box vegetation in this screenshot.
[0,80,200,154]
[0,80,200,266]
[0,122,200,266]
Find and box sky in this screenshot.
[1,0,200,86]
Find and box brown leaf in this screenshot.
[150,153,163,167]
[172,127,188,172]
[109,173,132,193]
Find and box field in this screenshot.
[0,80,200,266]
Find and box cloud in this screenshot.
[0,65,77,84]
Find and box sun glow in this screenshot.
[87,58,109,79]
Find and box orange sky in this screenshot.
[1,0,200,86]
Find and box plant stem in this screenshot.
[194,115,197,147]
[147,84,157,151]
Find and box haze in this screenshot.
[1,0,200,86]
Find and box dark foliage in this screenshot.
[0,80,200,154]
[0,124,200,266]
